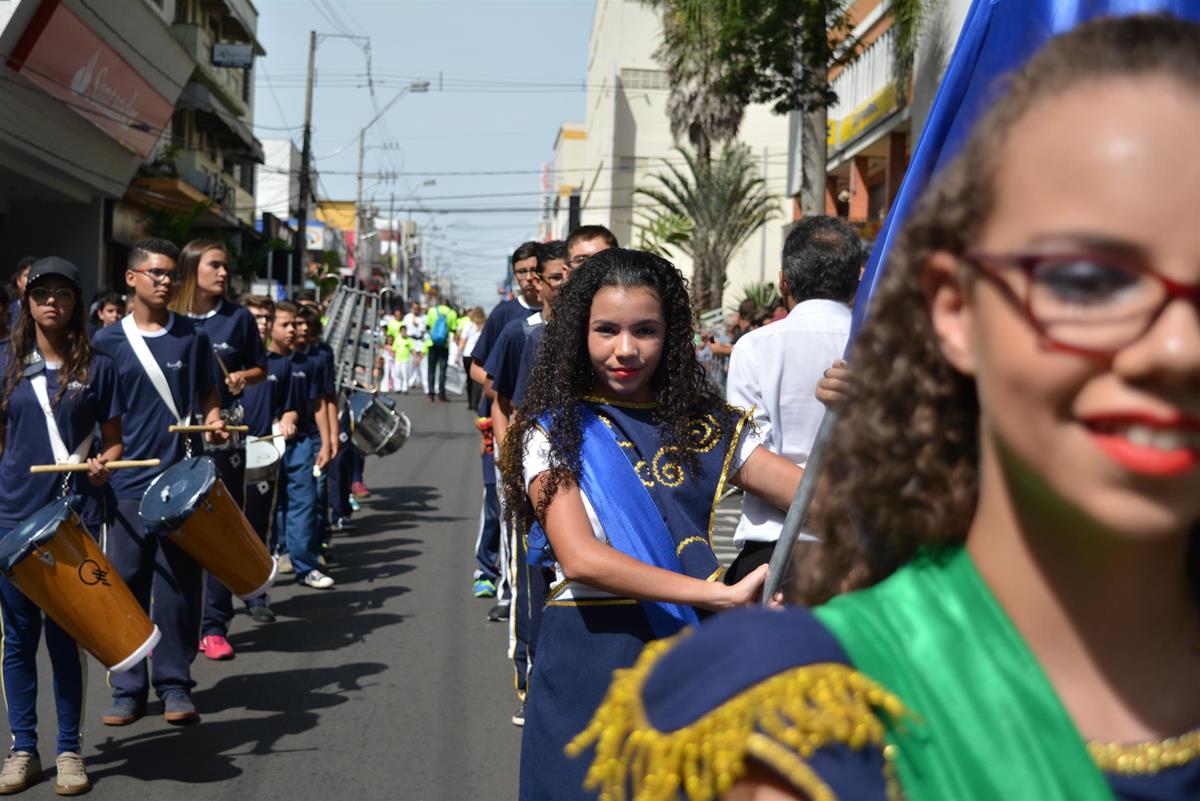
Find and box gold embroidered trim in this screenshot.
[568,635,905,801]
[547,597,639,607]
[744,732,836,801]
[707,410,750,546]
[1088,729,1200,774]
[675,536,707,556]
[583,394,658,409]
[705,566,724,582]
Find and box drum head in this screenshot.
[246,439,281,470]
[140,457,218,534]
[0,497,77,573]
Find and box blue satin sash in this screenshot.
[528,407,699,637]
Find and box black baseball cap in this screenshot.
[26,257,81,293]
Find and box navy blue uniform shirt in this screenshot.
[473,297,539,417]
[485,315,537,402]
[0,350,124,528]
[186,300,267,412]
[243,351,298,437]
[511,322,545,409]
[92,313,214,498]
[289,348,323,439]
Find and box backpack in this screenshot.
[430,307,450,346]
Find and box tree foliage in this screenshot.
[636,145,779,310]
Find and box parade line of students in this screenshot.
[0,238,372,795]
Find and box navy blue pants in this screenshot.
[512,525,551,698]
[473,484,501,582]
[273,435,320,577]
[107,497,202,700]
[426,344,449,398]
[242,468,278,609]
[351,449,364,484]
[201,448,246,637]
[326,445,354,536]
[0,529,85,757]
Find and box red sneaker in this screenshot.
[199,634,234,660]
[351,481,370,498]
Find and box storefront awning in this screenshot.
[176,82,264,163]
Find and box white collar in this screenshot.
[187,299,223,320]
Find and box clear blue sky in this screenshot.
[253,0,596,307]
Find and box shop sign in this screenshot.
[11,2,174,158]
[827,81,900,154]
[212,43,254,69]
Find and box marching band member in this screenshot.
[572,17,1200,801]
[170,240,266,662]
[296,306,340,565]
[93,238,226,727]
[239,296,300,624]
[0,257,122,795]
[499,249,802,800]
[273,303,334,589]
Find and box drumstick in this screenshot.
[168,424,250,433]
[214,354,231,378]
[30,459,161,474]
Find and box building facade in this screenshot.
[565,0,791,310]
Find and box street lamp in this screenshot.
[355,81,429,285]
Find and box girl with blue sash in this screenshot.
[500,249,803,800]
[0,258,124,795]
[570,17,1200,801]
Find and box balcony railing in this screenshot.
[171,23,247,117]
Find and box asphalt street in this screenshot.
[25,396,520,800]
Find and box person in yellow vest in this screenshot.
[392,325,417,393]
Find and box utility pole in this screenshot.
[759,145,768,284]
[388,192,396,294]
[354,128,365,288]
[294,30,317,300]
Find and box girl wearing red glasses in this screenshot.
[573,15,1200,801]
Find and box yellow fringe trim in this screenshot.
[567,636,906,801]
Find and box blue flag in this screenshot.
[850,0,1200,340]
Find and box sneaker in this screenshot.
[473,578,497,598]
[277,553,294,574]
[486,603,510,622]
[0,751,40,794]
[351,481,370,498]
[249,604,276,623]
[53,752,89,796]
[320,545,337,564]
[330,517,356,533]
[301,570,335,589]
[162,691,198,725]
[199,634,234,660]
[512,700,526,727]
[348,496,361,512]
[101,696,144,726]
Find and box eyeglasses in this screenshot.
[565,254,592,269]
[514,268,537,278]
[133,268,179,285]
[964,250,1200,356]
[29,287,75,304]
[538,272,566,287]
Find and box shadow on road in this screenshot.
[87,663,387,785]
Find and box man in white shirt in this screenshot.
[723,216,865,583]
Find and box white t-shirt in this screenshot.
[522,421,762,602]
[726,299,851,547]
[402,312,426,339]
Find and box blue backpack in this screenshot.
[430,307,450,346]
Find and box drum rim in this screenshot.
[139,456,219,533]
[0,497,79,573]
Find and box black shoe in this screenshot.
[486,603,510,622]
[437,395,449,403]
[249,604,276,623]
[512,699,526,727]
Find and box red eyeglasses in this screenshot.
[963,250,1200,357]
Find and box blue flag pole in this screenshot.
[762,0,1200,604]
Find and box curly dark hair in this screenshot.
[1,276,93,418]
[499,248,728,519]
[796,14,1200,604]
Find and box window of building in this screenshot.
[619,68,669,91]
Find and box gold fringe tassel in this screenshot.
[567,637,906,801]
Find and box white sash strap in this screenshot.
[29,372,93,464]
[121,314,184,424]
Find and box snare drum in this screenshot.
[141,457,276,599]
[0,499,159,672]
[349,392,412,456]
[245,436,282,482]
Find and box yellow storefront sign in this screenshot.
[827,81,900,153]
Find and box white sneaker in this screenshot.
[0,750,40,793]
[277,553,294,574]
[301,569,335,589]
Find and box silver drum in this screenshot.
[350,393,411,456]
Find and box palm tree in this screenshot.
[647,0,746,164]
[637,145,779,310]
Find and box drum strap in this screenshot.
[29,373,93,465]
[121,314,185,425]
